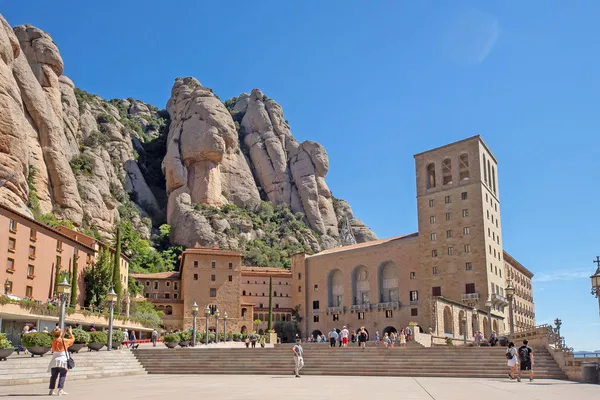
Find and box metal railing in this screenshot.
[461,293,479,301]
[376,301,400,309]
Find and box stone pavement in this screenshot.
[1,374,599,399]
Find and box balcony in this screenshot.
[376,301,400,309]
[350,304,371,312]
[409,300,419,306]
[461,293,479,302]
[491,293,509,306]
[326,306,344,314]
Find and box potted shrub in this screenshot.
[163,333,180,349]
[178,331,192,347]
[22,332,51,357]
[233,333,241,342]
[195,331,204,345]
[445,337,453,346]
[0,333,14,360]
[88,331,107,351]
[111,330,125,349]
[227,332,233,342]
[208,333,216,343]
[67,329,90,353]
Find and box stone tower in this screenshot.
[414,136,507,335]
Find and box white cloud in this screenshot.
[534,270,590,282]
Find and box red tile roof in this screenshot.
[130,272,181,280]
[310,233,419,257]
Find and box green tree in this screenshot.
[52,255,62,298]
[129,299,164,329]
[70,255,78,306]
[254,319,262,332]
[267,275,273,331]
[84,247,112,307]
[112,226,123,312]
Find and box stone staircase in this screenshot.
[133,344,567,379]
[0,349,146,386]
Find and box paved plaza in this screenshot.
[1,374,599,399]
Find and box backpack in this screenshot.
[519,346,530,362]
[505,350,513,360]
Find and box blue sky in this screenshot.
[4,1,600,351]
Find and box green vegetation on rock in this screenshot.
[69,153,94,176]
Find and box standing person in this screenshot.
[244,336,250,348]
[292,338,304,378]
[358,327,368,349]
[251,335,257,348]
[405,326,412,342]
[48,326,74,396]
[374,331,380,344]
[506,341,518,380]
[489,331,498,346]
[151,329,158,347]
[43,327,49,333]
[399,329,407,348]
[328,328,338,348]
[30,325,38,333]
[340,326,349,348]
[129,330,136,349]
[474,331,482,347]
[89,324,96,332]
[20,325,30,355]
[517,339,534,382]
[383,332,391,348]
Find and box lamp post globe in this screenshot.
[505,281,515,335]
[591,258,600,317]
[106,287,118,351]
[215,309,220,344]
[204,305,211,346]
[223,312,228,341]
[56,277,71,330]
[191,301,199,347]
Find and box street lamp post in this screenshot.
[591,257,600,317]
[56,278,71,330]
[3,279,10,295]
[484,297,492,338]
[106,287,117,351]
[204,305,210,346]
[215,309,220,344]
[505,282,515,335]
[191,302,199,347]
[554,318,562,338]
[223,312,228,341]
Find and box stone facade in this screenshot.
[504,252,536,330]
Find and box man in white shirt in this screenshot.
[328,328,338,348]
[293,338,304,377]
[340,326,349,347]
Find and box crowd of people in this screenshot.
[304,326,415,348]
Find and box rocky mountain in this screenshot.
[0,15,376,268]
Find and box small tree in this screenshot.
[254,319,262,331]
[70,254,79,306]
[84,247,112,308]
[267,275,273,331]
[112,226,123,312]
[52,255,61,298]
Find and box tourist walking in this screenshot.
[374,331,380,344]
[506,341,518,380]
[20,325,30,355]
[251,335,257,348]
[405,326,412,342]
[350,330,356,347]
[390,331,396,348]
[474,331,482,346]
[245,336,250,348]
[399,329,407,347]
[517,339,534,382]
[489,331,498,346]
[129,330,136,349]
[48,326,74,396]
[383,332,391,348]
[151,329,158,347]
[328,328,338,348]
[293,338,304,377]
[358,327,368,349]
[340,326,349,347]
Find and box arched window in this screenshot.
[328,269,344,307]
[352,265,369,305]
[165,305,173,316]
[378,261,399,303]
[241,308,247,317]
[482,154,488,185]
[426,163,436,189]
[442,158,452,185]
[487,159,492,188]
[459,153,470,181]
[491,165,497,194]
[443,306,453,335]
[493,320,499,334]
[458,310,465,337]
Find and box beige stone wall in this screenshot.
[504,256,536,331]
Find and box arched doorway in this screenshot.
[492,320,499,334]
[241,325,247,334]
[443,307,453,336]
[311,330,323,340]
[458,310,465,337]
[383,326,397,336]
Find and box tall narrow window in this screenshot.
[28,246,36,259]
[445,212,452,221]
[8,238,16,251]
[25,285,33,298]
[430,216,436,224]
[445,195,451,204]
[446,230,453,238]
[30,229,37,241]
[442,158,452,185]
[432,286,442,296]
[463,227,470,235]
[465,262,472,271]
[464,244,471,253]
[428,199,435,207]
[459,153,470,181]
[432,267,439,275]
[432,249,438,257]
[483,154,488,185]
[487,159,492,188]
[461,192,468,200]
[462,209,469,217]
[9,219,17,232]
[491,165,497,194]
[426,163,436,189]
[448,247,454,255]
[430,232,437,241]
[465,283,476,294]
[7,258,15,271]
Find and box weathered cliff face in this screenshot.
[0,13,376,259]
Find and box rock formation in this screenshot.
[0,13,376,260]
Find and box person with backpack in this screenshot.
[505,341,518,380]
[517,339,534,382]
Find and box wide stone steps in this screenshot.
[133,347,567,379]
[0,349,146,386]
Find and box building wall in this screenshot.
[0,208,94,306]
[414,136,507,329]
[504,254,536,331]
[293,236,422,338]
